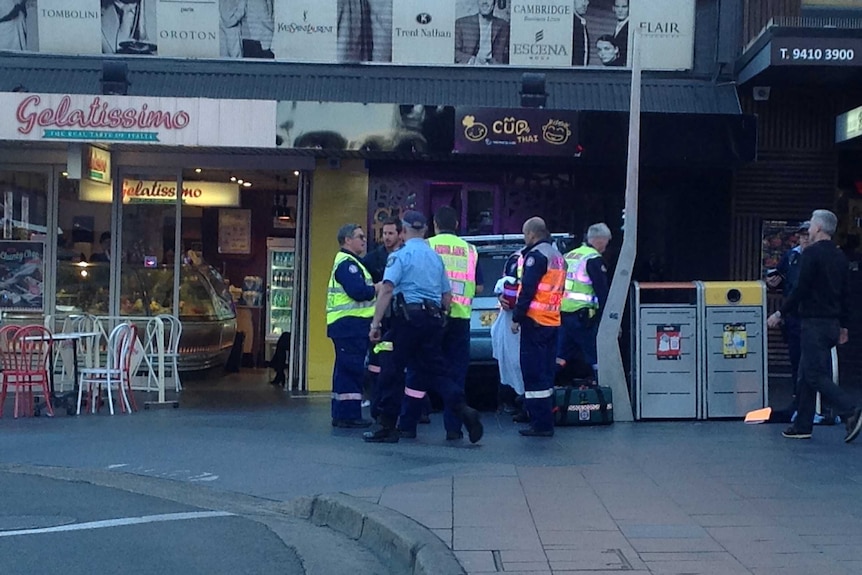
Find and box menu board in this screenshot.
[0,241,45,311]
[218,209,252,255]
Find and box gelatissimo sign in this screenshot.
[0,92,276,148]
[79,179,240,207]
[453,107,579,156]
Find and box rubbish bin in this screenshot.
[631,282,701,420]
[698,281,768,418]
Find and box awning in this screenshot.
[0,52,743,115]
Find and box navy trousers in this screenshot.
[557,309,597,379]
[520,318,558,432]
[376,312,466,429]
[331,336,367,421]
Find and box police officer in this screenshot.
[398,206,483,440]
[327,223,377,428]
[364,210,484,444]
[511,217,566,437]
[557,223,611,384]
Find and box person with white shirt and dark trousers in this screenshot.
[572,0,590,66]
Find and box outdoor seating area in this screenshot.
[0,313,182,418]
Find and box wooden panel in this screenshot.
[743,0,801,46]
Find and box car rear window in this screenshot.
[477,249,519,291]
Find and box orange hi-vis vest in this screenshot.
[517,241,566,327]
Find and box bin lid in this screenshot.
[701,281,764,306]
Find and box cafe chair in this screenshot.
[0,325,54,418]
[157,314,182,392]
[77,323,136,416]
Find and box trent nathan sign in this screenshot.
[0,93,276,148]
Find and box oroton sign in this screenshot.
[0,92,277,148]
[15,95,191,135]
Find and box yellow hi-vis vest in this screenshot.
[428,233,477,320]
[326,251,375,325]
[560,244,600,313]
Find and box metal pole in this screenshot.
[596,28,641,422]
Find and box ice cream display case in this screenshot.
[54,261,236,371]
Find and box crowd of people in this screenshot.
[321,206,617,444]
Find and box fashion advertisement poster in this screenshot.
[271,0,336,62]
[454,0,510,65]
[391,0,454,65]
[0,0,35,51]
[158,0,218,58]
[0,240,44,311]
[101,0,158,55]
[37,0,101,55]
[509,0,573,67]
[336,0,392,62]
[629,0,695,70]
[276,101,452,154]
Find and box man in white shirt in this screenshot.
[454,0,510,65]
[241,0,274,58]
[612,0,629,66]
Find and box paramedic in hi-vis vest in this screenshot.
[400,206,483,440]
[327,223,378,429]
[510,217,567,437]
[557,223,611,384]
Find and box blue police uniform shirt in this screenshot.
[328,249,377,339]
[513,239,551,323]
[585,254,610,314]
[383,238,450,304]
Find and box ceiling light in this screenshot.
[243,182,252,188]
[61,171,68,177]
[237,179,244,184]
[293,170,300,176]
[230,176,237,182]
[194,168,202,173]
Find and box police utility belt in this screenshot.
[393,294,444,321]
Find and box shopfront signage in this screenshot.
[79,179,240,207]
[453,107,579,156]
[836,104,862,143]
[771,37,862,66]
[7,0,695,71]
[86,145,111,183]
[0,93,276,148]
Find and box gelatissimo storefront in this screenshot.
[0,90,320,387]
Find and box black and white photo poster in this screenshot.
[630,0,694,70]
[37,0,101,54]
[158,0,218,58]
[454,0,510,65]
[272,0,336,62]
[391,0,454,65]
[0,0,31,51]
[101,0,158,55]
[336,0,392,62]
[509,0,573,67]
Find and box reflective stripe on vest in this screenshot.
[326,252,375,325]
[561,245,600,313]
[428,234,477,319]
[517,242,566,327]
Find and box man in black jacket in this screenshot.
[767,209,862,442]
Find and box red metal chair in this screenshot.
[0,324,21,418]
[1,325,54,418]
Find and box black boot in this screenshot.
[457,404,484,444]
[363,423,400,443]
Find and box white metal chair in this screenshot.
[77,323,136,415]
[157,314,182,392]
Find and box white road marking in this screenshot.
[0,511,233,538]
[107,464,128,469]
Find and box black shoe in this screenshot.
[332,418,373,429]
[363,426,400,443]
[500,403,518,415]
[446,431,463,441]
[519,427,554,437]
[270,378,285,386]
[419,414,431,424]
[399,429,417,439]
[459,406,483,444]
[844,408,862,443]
[782,426,811,439]
[512,410,530,423]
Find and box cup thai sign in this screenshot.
[0,93,276,148]
[453,107,579,156]
[6,0,695,70]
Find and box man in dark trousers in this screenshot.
[327,223,377,428]
[765,221,809,421]
[767,209,862,442]
[511,217,566,437]
[612,0,629,65]
[572,0,591,66]
[454,0,510,65]
[364,210,483,444]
